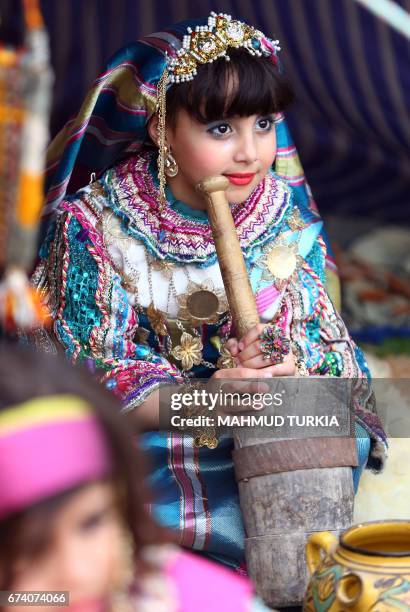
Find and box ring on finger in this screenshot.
[259,325,290,365]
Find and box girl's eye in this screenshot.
[256,117,274,131]
[207,123,232,137]
[78,507,112,532]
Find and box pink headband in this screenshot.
[0,395,112,520]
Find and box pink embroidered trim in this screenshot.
[106,151,292,263]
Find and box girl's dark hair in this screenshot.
[0,344,171,588]
[166,47,294,126]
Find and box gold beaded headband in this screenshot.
[167,12,280,84]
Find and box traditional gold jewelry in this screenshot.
[216,343,236,369]
[287,206,304,232]
[194,430,218,449]
[101,209,131,246]
[100,209,141,293]
[167,12,280,83]
[257,240,302,290]
[164,146,178,178]
[156,69,168,209]
[176,382,219,449]
[266,244,298,279]
[179,405,219,449]
[147,302,168,337]
[147,253,175,279]
[177,279,228,326]
[171,331,203,371]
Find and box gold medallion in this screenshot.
[186,289,219,320]
[266,245,297,280]
[177,280,228,326]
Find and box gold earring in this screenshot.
[164,146,178,178]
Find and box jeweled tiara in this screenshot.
[167,12,280,84]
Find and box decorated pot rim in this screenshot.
[340,520,410,558]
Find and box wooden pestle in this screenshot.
[196,175,260,337]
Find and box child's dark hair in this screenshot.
[0,344,171,589]
[166,47,294,126]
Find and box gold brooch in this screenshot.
[171,332,203,371]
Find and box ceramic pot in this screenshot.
[304,521,410,610]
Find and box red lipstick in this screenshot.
[224,173,256,186]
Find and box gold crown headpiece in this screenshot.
[167,12,280,84]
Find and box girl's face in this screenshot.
[5,482,128,612]
[154,109,277,210]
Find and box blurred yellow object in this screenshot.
[16,172,44,226]
[355,438,410,523]
[0,49,19,68]
[0,105,24,123]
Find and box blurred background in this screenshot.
[1,0,409,373]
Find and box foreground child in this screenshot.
[0,346,269,611]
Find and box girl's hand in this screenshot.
[225,324,296,376]
[209,367,271,414]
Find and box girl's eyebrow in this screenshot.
[206,113,275,125]
[206,118,230,124]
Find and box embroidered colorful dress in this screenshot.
[33,15,386,570]
[33,147,385,569]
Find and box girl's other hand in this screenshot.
[224,324,296,376]
[209,368,271,414]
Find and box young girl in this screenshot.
[0,345,270,611]
[34,14,386,570]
